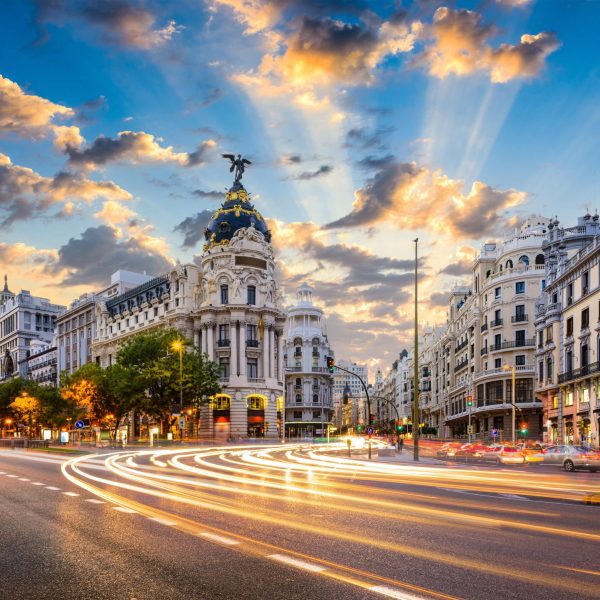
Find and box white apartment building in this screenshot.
[283,284,334,438]
[333,360,369,431]
[21,339,57,387]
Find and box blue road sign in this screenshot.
[492,428,498,437]
[75,420,85,429]
[366,427,374,435]
[179,417,185,429]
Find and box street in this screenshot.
[1,443,599,600]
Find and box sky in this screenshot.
[0,0,599,373]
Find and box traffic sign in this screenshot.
[179,417,185,429]
[75,420,85,429]
[467,425,473,434]
[492,428,498,437]
[366,427,374,435]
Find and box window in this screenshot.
[566,317,573,337]
[293,410,302,419]
[565,391,574,407]
[515,281,525,294]
[538,361,544,383]
[312,394,318,403]
[247,358,258,378]
[247,324,257,341]
[219,324,229,341]
[567,283,573,305]
[515,355,525,366]
[295,394,301,403]
[219,357,230,378]
[213,395,230,410]
[515,304,525,321]
[566,350,573,373]
[582,387,590,404]
[582,271,589,295]
[312,409,321,419]
[515,330,525,345]
[547,358,553,383]
[247,285,256,305]
[518,255,529,267]
[546,326,553,343]
[538,331,543,348]
[495,286,501,299]
[494,358,502,368]
[220,285,229,305]
[247,396,264,410]
[581,344,589,368]
[506,259,513,269]
[582,308,589,330]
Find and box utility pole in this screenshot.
[413,238,419,462]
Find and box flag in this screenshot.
[258,317,264,340]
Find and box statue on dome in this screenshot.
[222,153,252,184]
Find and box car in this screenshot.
[519,443,546,463]
[542,445,600,472]
[436,442,463,459]
[455,443,487,461]
[486,445,525,465]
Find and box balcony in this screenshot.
[558,361,600,384]
[248,377,265,384]
[481,347,488,356]
[217,339,230,347]
[511,314,528,323]
[490,318,503,328]
[454,360,469,373]
[489,338,535,352]
[246,339,260,348]
[312,367,328,373]
[455,340,468,352]
[294,350,302,357]
[474,364,535,381]
[481,323,488,332]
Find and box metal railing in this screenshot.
[489,338,535,351]
[558,361,600,384]
[511,314,528,323]
[490,318,503,328]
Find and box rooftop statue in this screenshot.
[222,153,252,184]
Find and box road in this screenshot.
[1,442,599,600]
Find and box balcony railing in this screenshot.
[481,347,488,356]
[217,339,230,347]
[558,361,600,384]
[490,318,503,328]
[490,338,535,352]
[511,314,528,323]
[481,323,488,332]
[246,339,259,348]
[454,360,469,373]
[455,340,468,352]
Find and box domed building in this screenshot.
[193,176,286,440]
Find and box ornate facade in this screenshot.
[283,284,334,438]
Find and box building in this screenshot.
[283,284,334,438]
[0,277,64,380]
[332,360,369,431]
[21,339,57,387]
[534,214,600,444]
[57,270,154,381]
[194,178,286,440]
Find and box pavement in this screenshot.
[1,444,600,600]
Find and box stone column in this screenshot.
[263,325,270,380]
[231,320,238,377]
[239,322,246,377]
[207,323,214,361]
[270,328,276,379]
[193,329,200,350]
[277,330,284,383]
[201,325,207,355]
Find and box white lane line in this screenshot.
[31,482,44,486]
[63,492,80,497]
[268,554,326,573]
[18,478,30,481]
[113,506,137,513]
[148,517,177,526]
[85,499,105,504]
[0,471,6,474]
[6,474,18,478]
[501,494,530,501]
[369,585,425,599]
[198,532,240,546]
[45,486,60,490]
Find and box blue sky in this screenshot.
[0,0,599,369]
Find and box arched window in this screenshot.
[518,255,529,267]
[313,394,318,403]
[295,378,301,387]
[535,254,545,265]
[247,395,265,410]
[295,346,302,357]
[247,285,256,305]
[506,259,513,269]
[212,394,231,410]
[295,394,301,403]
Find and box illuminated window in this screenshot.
[247,395,265,410]
[565,391,574,406]
[212,395,231,410]
[581,387,590,404]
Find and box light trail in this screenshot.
[60,444,600,599]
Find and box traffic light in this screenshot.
[466,395,473,407]
[520,422,528,435]
[357,424,363,432]
[343,390,349,405]
[326,356,335,373]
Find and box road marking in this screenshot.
[31,482,44,486]
[369,585,426,599]
[148,517,177,526]
[198,532,240,546]
[501,494,530,501]
[6,474,18,478]
[63,492,80,497]
[113,506,137,513]
[0,471,6,474]
[45,486,60,490]
[85,499,105,504]
[268,553,326,573]
[18,478,30,481]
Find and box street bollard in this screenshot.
[347,438,351,457]
[368,441,372,460]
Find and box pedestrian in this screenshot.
[398,437,404,454]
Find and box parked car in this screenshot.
[454,443,487,460]
[436,442,462,459]
[519,443,546,463]
[542,445,600,472]
[486,445,525,465]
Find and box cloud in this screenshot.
[34,0,183,50]
[192,189,223,200]
[357,154,395,170]
[93,200,137,225]
[53,125,85,151]
[0,152,132,227]
[345,126,393,150]
[429,291,450,307]
[0,73,78,142]
[496,0,533,6]
[417,7,560,83]
[280,154,303,165]
[52,225,173,286]
[174,210,214,249]
[324,159,526,240]
[65,131,216,169]
[289,164,333,180]
[439,261,471,276]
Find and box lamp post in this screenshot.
[503,364,516,444]
[413,238,419,462]
[171,339,184,440]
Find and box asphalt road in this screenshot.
[1,443,599,600]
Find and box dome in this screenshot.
[203,182,271,250]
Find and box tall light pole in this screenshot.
[172,339,184,440]
[413,238,419,462]
[503,364,516,444]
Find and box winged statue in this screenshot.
[222,153,252,184]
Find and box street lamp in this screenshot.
[503,364,516,445]
[171,339,184,440]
